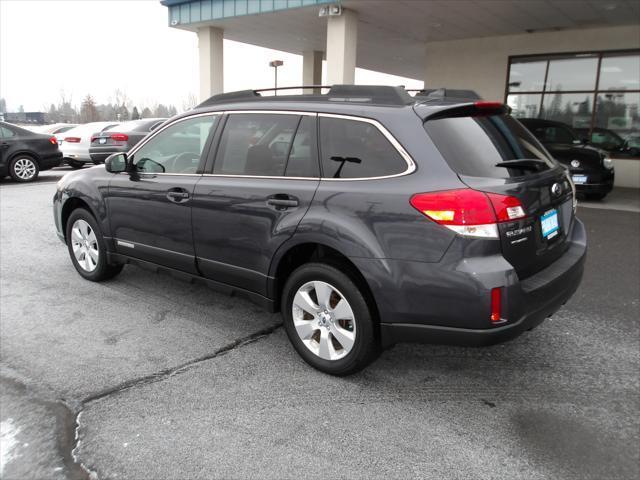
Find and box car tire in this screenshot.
[281,262,379,376]
[67,160,85,170]
[66,209,124,282]
[9,155,39,182]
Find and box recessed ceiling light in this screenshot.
[603,3,617,10]
[430,23,442,28]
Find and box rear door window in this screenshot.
[424,115,557,178]
[319,117,407,179]
[214,113,300,176]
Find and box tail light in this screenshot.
[90,136,98,143]
[49,136,58,145]
[110,133,129,142]
[409,188,527,238]
[64,137,81,143]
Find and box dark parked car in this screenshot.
[1,121,63,182]
[89,118,166,164]
[519,118,614,200]
[575,127,640,158]
[53,86,586,375]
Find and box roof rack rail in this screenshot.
[410,88,483,101]
[196,85,415,108]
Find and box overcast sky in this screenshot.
[0,0,423,113]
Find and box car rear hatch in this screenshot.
[418,102,576,279]
[91,131,129,147]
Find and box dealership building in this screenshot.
[160,0,640,187]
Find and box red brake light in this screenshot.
[409,189,527,238]
[474,101,504,109]
[490,287,502,323]
[49,136,58,145]
[410,189,496,226]
[110,133,129,142]
[485,193,527,222]
[64,137,80,143]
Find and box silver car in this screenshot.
[60,122,119,169]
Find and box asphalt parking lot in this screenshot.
[1,170,638,480]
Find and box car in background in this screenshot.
[60,122,119,169]
[520,118,614,200]
[0,121,63,182]
[574,127,640,158]
[89,118,166,164]
[30,123,78,136]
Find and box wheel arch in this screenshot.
[60,197,100,242]
[8,149,42,165]
[269,241,381,341]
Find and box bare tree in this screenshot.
[182,93,198,112]
[80,94,99,123]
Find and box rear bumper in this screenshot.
[40,152,63,170]
[353,219,587,348]
[89,145,127,163]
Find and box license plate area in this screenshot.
[540,208,560,240]
[572,174,587,184]
[99,137,107,144]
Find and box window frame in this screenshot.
[126,112,222,176]
[505,49,640,145]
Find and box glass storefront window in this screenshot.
[507,93,542,118]
[595,92,640,136]
[508,61,547,92]
[599,54,640,91]
[546,56,598,91]
[541,93,593,128]
[507,50,640,157]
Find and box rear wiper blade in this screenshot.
[495,159,547,170]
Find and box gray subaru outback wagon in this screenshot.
[54,85,586,375]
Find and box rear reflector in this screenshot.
[490,287,502,323]
[409,188,527,238]
[64,137,80,143]
[49,136,58,145]
[110,133,129,142]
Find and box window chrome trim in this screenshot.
[128,110,416,181]
[225,110,316,116]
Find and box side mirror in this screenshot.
[105,153,128,173]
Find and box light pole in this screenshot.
[269,60,283,95]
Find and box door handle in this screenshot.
[267,194,299,209]
[166,188,190,203]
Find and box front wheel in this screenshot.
[281,262,378,376]
[9,155,39,182]
[66,209,124,281]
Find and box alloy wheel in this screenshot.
[292,280,356,361]
[71,219,99,272]
[13,158,37,180]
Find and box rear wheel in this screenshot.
[9,155,39,182]
[67,159,84,169]
[282,262,378,375]
[66,209,123,281]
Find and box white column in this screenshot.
[302,50,323,87]
[198,26,224,101]
[325,9,357,85]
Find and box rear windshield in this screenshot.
[424,115,557,178]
